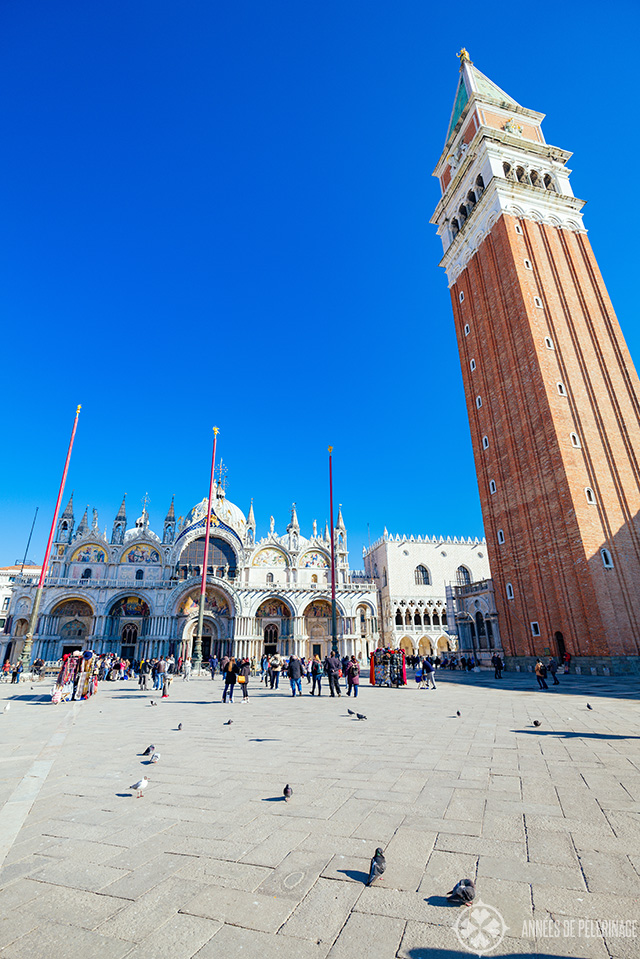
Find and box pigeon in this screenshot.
[533,720,541,727]
[367,847,386,885]
[149,701,158,706]
[347,708,355,716]
[283,784,292,802]
[224,719,233,726]
[150,752,160,763]
[447,878,476,906]
[177,723,182,731]
[586,703,593,710]
[130,776,149,798]
[142,744,155,756]
[456,711,461,717]
[3,704,10,712]
[357,713,367,720]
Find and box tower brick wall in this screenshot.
[431,53,640,672]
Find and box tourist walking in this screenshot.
[222,657,237,703]
[269,652,283,690]
[288,654,304,697]
[311,656,323,695]
[238,657,250,703]
[183,657,192,681]
[548,657,559,685]
[155,656,166,691]
[346,656,360,697]
[324,652,342,697]
[209,655,218,680]
[563,651,571,674]
[535,658,549,690]
[139,659,150,690]
[11,662,22,684]
[492,654,503,679]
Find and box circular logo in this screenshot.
[453,900,508,955]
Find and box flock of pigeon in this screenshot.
[123,698,598,899]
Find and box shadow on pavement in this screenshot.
[513,729,640,740]
[338,869,369,884]
[415,670,640,701]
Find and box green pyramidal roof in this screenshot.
[446,60,521,145]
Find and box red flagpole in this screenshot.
[328,446,338,654]
[21,405,82,667]
[193,427,219,667]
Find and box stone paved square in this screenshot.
[1,670,639,958]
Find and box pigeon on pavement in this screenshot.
[587,703,593,710]
[3,704,10,712]
[367,847,386,885]
[347,709,355,716]
[130,777,149,798]
[177,723,183,731]
[149,701,158,706]
[150,752,160,763]
[447,878,476,906]
[224,719,233,725]
[357,713,367,720]
[283,784,292,802]
[533,720,541,727]
[456,711,461,717]
[142,744,155,756]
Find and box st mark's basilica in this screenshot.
[4,484,379,664]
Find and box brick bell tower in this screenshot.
[431,50,640,673]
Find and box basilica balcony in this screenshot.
[37,577,172,589]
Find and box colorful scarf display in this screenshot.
[369,647,406,686]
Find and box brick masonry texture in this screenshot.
[450,213,640,665]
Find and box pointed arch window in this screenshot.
[456,566,471,586]
[414,565,430,586]
[475,174,485,196]
[135,569,144,581]
[395,609,403,626]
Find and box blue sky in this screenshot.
[1,0,638,568]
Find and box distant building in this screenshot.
[364,531,501,661]
[445,577,502,664]
[4,489,379,664]
[0,564,41,661]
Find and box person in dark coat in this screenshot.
[346,656,360,697]
[238,657,251,703]
[310,655,323,695]
[324,653,342,697]
[287,655,304,697]
[139,659,151,690]
[222,657,238,703]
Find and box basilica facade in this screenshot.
[2,486,379,665]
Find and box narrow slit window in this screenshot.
[514,222,523,235]
[464,324,470,336]
[545,336,554,350]
[497,529,505,544]
[531,621,540,637]
[524,258,532,270]
[459,291,465,303]
[570,432,581,448]
[601,548,613,569]
[476,396,482,409]
[557,382,567,396]
[489,480,497,494]
[585,487,595,504]
[506,582,514,600]
[534,296,543,308]
[470,359,476,371]
[482,435,489,450]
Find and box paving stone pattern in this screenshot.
[0,670,639,958]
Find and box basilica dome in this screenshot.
[184,488,247,538]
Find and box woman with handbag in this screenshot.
[238,657,250,703]
[346,656,360,697]
[222,657,238,704]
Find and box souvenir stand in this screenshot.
[369,647,407,687]
[52,650,99,703]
